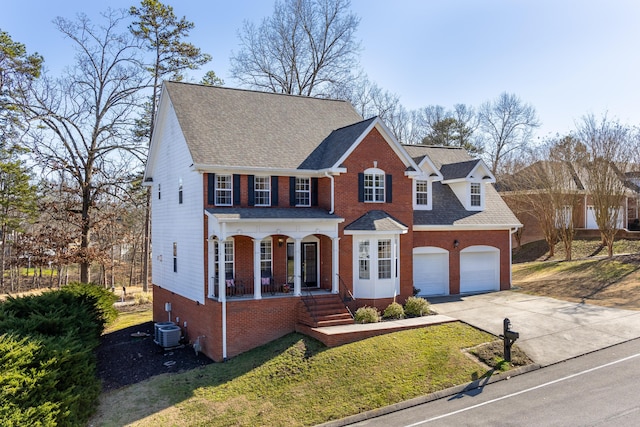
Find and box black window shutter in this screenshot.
[358,173,364,202]
[271,176,279,206]
[311,177,319,206]
[289,177,296,206]
[386,174,393,203]
[248,175,255,206]
[233,174,241,205]
[207,173,215,205]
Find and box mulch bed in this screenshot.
[96,321,213,391]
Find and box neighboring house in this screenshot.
[500,161,639,245]
[143,81,521,361]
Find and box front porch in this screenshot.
[205,207,345,302]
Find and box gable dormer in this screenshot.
[411,152,443,210]
[441,160,495,211]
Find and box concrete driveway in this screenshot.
[430,291,640,366]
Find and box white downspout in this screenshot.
[325,172,335,214]
[222,299,227,361]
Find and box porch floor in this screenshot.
[296,314,456,348]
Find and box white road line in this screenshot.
[404,352,640,427]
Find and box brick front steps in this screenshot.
[298,294,354,328]
[296,315,456,348]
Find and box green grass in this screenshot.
[104,306,152,333]
[93,322,501,426]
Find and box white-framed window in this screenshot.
[255,176,271,206]
[260,238,272,275]
[214,240,234,279]
[215,174,233,206]
[295,177,311,206]
[470,182,481,207]
[364,168,385,202]
[416,180,429,206]
[378,239,392,279]
[358,240,370,279]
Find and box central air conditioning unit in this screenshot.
[154,321,175,341]
[154,322,181,348]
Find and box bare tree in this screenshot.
[231,0,361,96]
[478,92,540,176]
[576,114,637,257]
[19,10,146,283]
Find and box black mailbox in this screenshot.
[505,330,519,340]
[502,318,519,363]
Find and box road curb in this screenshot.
[316,363,541,427]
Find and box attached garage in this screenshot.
[460,246,499,294]
[413,247,449,296]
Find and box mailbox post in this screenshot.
[501,318,519,362]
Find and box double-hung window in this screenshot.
[358,240,370,279]
[215,175,232,206]
[470,183,481,207]
[378,239,392,279]
[260,239,272,276]
[295,177,311,206]
[255,176,271,206]
[364,171,385,202]
[416,180,429,206]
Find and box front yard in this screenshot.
[512,238,640,310]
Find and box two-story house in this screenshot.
[143,81,521,361]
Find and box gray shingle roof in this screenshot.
[205,207,342,221]
[164,81,363,169]
[298,117,376,169]
[403,144,473,169]
[413,183,521,227]
[344,210,408,232]
[439,160,480,180]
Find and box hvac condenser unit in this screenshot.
[154,321,175,341]
[157,324,181,348]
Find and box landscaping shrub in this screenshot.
[0,283,116,426]
[382,301,405,320]
[404,296,430,317]
[354,306,380,324]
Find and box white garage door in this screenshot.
[460,246,499,294]
[413,248,449,296]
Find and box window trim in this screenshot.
[215,174,233,206]
[295,177,311,207]
[254,176,271,207]
[363,167,385,203]
[469,182,483,210]
[414,179,432,210]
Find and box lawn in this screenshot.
[513,238,640,310]
[91,321,514,426]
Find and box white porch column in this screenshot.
[253,239,262,300]
[332,237,340,294]
[293,238,302,296]
[218,241,226,302]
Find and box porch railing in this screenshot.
[211,274,294,299]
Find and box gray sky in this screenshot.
[4,0,639,139]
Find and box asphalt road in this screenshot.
[347,338,640,427]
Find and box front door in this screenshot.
[302,242,318,287]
